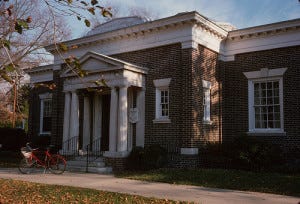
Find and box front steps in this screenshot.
[66,156,112,174]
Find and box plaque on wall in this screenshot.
[129,108,139,123]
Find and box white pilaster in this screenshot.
[83,96,90,150]
[93,93,102,151]
[109,87,118,152]
[136,88,145,147]
[69,91,79,151]
[118,86,128,152]
[63,92,71,150]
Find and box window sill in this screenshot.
[39,132,51,136]
[153,118,171,124]
[203,120,213,125]
[247,130,286,136]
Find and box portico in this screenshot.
[61,51,147,158]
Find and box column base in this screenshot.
[104,151,130,158]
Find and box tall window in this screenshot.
[153,78,171,123]
[42,99,52,132]
[202,80,211,123]
[160,89,169,117]
[203,88,210,121]
[39,93,52,134]
[244,68,286,134]
[254,81,280,129]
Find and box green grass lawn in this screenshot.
[0,179,191,204]
[116,168,300,197]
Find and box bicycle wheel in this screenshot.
[48,154,66,174]
[18,158,35,174]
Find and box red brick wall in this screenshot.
[112,44,184,153]
[28,84,53,147]
[181,44,222,148]
[113,43,222,154]
[220,45,300,152]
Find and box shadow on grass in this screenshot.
[116,168,300,197]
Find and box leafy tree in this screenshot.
[0,0,112,127]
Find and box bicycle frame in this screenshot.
[26,149,52,169]
[19,144,67,174]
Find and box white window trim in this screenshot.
[39,93,52,135]
[244,68,287,135]
[202,80,212,124]
[153,78,171,123]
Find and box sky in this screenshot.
[68,0,300,38]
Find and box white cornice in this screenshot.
[221,19,300,61]
[25,64,53,74]
[46,11,227,54]
[25,64,54,83]
[228,18,300,40]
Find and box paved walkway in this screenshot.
[0,168,299,204]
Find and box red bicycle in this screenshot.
[18,143,66,174]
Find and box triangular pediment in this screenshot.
[61,51,148,77]
[80,57,115,71]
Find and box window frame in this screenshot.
[244,68,286,135]
[153,78,171,123]
[39,93,52,135]
[202,80,211,124]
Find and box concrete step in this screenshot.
[66,156,111,174]
[73,156,104,162]
[66,166,112,174]
[67,160,105,168]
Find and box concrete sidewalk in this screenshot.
[0,168,299,204]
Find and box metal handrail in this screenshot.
[60,136,79,159]
[85,137,104,172]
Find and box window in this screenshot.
[153,78,171,123]
[39,93,52,134]
[254,81,280,129]
[244,68,287,134]
[160,89,169,117]
[202,80,211,123]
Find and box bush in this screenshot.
[203,136,284,171]
[230,136,284,171]
[126,145,167,171]
[143,145,167,170]
[0,128,28,151]
[126,147,144,171]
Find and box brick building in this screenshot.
[26,11,300,169]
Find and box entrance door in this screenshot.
[101,94,110,151]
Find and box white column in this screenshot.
[63,92,71,151]
[127,88,133,151]
[83,96,90,151]
[118,86,128,152]
[69,91,79,151]
[93,93,102,151]
[136,88,145,147]
[109,87,118,152]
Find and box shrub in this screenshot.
[143,145,167,170]
[126,145,167,171]
[230,136,284,171]
[203,136,284,171]
[0,128,28,151]
[125,147,144,171]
